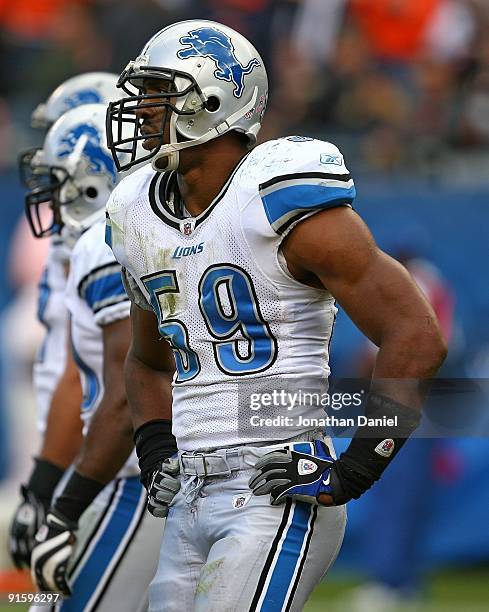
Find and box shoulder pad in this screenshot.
[106,163,155,217]
[251,138,355,235]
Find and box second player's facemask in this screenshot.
[106,65,207,172]
[21,150,74,238]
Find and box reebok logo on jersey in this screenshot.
[375,439,395,458]
[172,243,205,259]
[320,153,343,166]
[298,459,318,476]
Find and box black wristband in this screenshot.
[133,419,177,488]
[27,458,65,503]
[336,393,421,501]
[53,471,105,524]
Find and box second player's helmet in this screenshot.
[31,72,120,130]
[24,104,118,245]
[106,19,268,172]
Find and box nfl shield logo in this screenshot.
[180,219,195,236]
[183,222,193,236]
[375,439,395,458]
[298,459,318,476]
[235,496,246,508]
[232,494,251,509]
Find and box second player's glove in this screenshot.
[249,440,337,506]
[9,458,65,570]
[9,485,48,569]
[31,510,77,596]
[146,458,181,518]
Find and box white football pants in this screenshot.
[30,476,164,612]
[149,436,346,612]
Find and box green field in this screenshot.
[303,568,489,612]
[1,568,488,611]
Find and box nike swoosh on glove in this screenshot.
[9,485,48,569]
[31,511,77,596]
[147,458,181,518]
[249,440,335,506]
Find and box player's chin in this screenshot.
[142,136,161,151]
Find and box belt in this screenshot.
[180,451,242,477]
[179,431,327,478]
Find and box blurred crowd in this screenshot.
[2,0,489,174]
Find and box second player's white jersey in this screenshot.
[107,137,356,451]
[33,240,69,433]
[65,220,137,477]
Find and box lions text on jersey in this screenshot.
[106,138,356,451]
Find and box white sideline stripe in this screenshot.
[271,207,323,232]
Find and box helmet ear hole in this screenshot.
[206,96,220,113]
[85,186,98,199]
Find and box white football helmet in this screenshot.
[106,19,268,172]
[31,72,120,130]
[24,104,120,246]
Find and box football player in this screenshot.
[105,20,447,611]
[22,105,175,611]
[9,72,121,570]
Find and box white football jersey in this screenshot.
[65,220,137,476]
[107,137,356,451]
[33,240,69,433]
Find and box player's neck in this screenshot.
[177,138,248,217]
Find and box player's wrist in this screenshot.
[336,392,421,501]
[27,457,65,504]
[52,471,105,525]
[133,419,178,488]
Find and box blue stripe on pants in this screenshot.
[60,477,143,612]
[260,502,313,611]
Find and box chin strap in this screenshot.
[151,87,259,172]
[61,207,106,249]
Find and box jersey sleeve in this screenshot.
[121,267,153,311]
[77,261,130,326]
[258,139,356,235]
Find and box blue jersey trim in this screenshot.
[84,272,126,312]
[261,183,356,227]
[36,267,51,362]
[105,220,112,248]
[71,336,100,411]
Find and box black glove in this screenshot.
[9,485,48,569]
[146,458,180,518]
[31,510,77,596]
[249,440,336,506]
[9,458,64,569]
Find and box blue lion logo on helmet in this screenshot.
[57,124,116,184]
[177,27,260,98]
[63,89,102,110]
